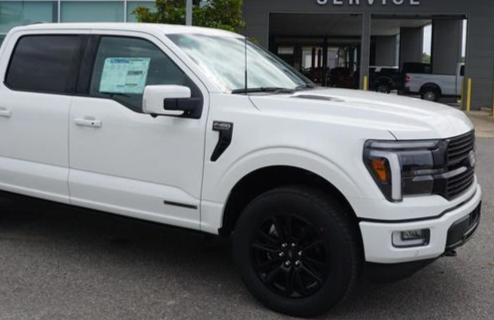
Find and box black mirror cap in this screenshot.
[163,97,203,119]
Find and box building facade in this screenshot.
[243,0,494,110]
[0,0,156,44]
[1,0,494,110]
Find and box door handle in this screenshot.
[74,117,102,128]
[0,108,12,118]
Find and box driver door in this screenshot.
[68,32,209,230]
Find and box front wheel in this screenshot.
[232,186,362,317]
[375,82,392,94]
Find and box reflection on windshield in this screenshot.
[168,34,312,93]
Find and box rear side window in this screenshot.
[5,35,85,94]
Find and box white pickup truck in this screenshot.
[405,63,465,102]
[0,24,481,317]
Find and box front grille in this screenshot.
[446,168,475,199]
[447,131,475,165]
[442,131,476,200]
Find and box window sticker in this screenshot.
[100,58,151,94]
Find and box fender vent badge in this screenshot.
[211,121,234,162]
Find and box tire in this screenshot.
[232,186,362,318]
[375,82,391,94]
[421,87,441,102]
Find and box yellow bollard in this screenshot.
[466,78,472,113]
[363,76,369,91]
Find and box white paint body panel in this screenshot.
[0,29,89,202]
[360,185,482,263]
[68,29,209,231]
[0,24,481,265]
[0,157,70,204]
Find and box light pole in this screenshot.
[186,0,193,26]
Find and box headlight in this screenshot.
[363,139,449,202]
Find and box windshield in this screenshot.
[168,34,313,93]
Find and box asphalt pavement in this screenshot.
[0,140,493,320]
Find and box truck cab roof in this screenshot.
[10,22,241,38]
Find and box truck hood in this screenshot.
[249,88,474,140]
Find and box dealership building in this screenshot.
[1,0,494,110]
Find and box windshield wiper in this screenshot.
[231,87,296,94]
[99,92,133,98]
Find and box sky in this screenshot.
[423,21,467,57]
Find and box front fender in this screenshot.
[199,146,381,234]
[202,147,368,206]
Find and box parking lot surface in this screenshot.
[0,139,493,320]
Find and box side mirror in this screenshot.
[142,85,200,117]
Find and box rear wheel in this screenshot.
[421,87,441,102]
[232,186,362,317]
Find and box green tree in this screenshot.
[422,52,431,63]
[133,0,245,33]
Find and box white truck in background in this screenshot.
[405,63,465,102]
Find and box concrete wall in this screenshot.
[432,19,463,75]
[243,0,494,110]
[399,28,424,68]
[375,36,398,66]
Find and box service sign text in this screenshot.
[317,0,421,6]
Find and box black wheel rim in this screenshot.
[250,214,329,299]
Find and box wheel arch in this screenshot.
[420,83,442,95]
[375,75,393,86]
[219,165,360,237]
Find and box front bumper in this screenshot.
[360,184,482,264]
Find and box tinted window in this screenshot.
[89,36,198,113]
[460,65,465,77]
[402,63,432,74]
[6,35,84,94]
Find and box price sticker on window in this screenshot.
[100,58,151,94]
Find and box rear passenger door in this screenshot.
[0,31,88,203]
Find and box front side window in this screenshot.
[89,36,198,112]
[6,35,84,94]
[168,34,312,93]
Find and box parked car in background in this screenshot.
[329,67,358,89]
[300,66,330,85]
[369,66,406,93]
[405,63,465,102]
